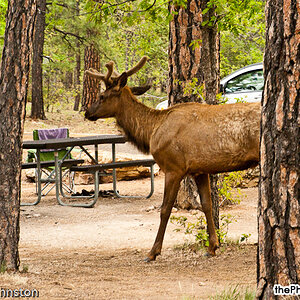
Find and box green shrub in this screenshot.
[218,172,244,206]
[170,213,236,247]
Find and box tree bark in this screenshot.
[81,44,101,111]
[73,48,81,111]
[64,70,73,90]
[31,0,46,120]
[257,0,299,298]
[73,0,81,111]
[168,0,219,106]
[0,0,36,272]
[168,0,220,230]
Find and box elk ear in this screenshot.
[130,85,151,95]
[118,72,128,89]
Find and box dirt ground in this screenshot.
[1,176,258,300]
[1,114,258,299]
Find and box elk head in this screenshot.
[85,56,149,121]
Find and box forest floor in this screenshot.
[1,110,258,299]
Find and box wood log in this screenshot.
[74,151,159,184]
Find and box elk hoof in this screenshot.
[144,257,152,263]
[144,253,159,262]
[205,245,219,257]
[204,252,213,258]
[144,255,156,263]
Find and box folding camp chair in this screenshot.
[26,128,77,197]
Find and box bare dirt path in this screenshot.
[1,174,258,299]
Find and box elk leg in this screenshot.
[194,174,219,256]
[145,172,182,262]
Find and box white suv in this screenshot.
[156,63,263,109]
[221,62,263,104]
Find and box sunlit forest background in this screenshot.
[0,0,265,111]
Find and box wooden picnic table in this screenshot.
[22,135,127,207]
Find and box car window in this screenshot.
[225,70,264,93]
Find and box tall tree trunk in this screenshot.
[168,0,220,230]
[31,0,46,120]
[0,0,36,272]
[257,0,299,298]
[73,0,81,111]
[169,0,219,105]
[64,70,73,90]
[81,44,100,111]
[73,47,81,111]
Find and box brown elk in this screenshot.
[85,56,261,262]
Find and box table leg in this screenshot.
[36,149,42,203]
[112,143,118,194]
[95,144,99,198]
[21,149,42,206]
[54,151,61,205]
[111,143,154,199]
[56,146,99,208]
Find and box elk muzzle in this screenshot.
[85,110,99,121]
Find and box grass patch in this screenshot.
[0,261,7,273]
[210,285,255,300]
[178,286,255,300]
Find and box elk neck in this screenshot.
[115,87,164,154]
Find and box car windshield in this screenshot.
[225,70,264,93]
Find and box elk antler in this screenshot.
[85,56,149,83]
[104,61,114,83]
[85,68,106,81]
[85,62,115,85]
[126,56,149,77]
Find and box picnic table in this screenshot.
[22,135,155,208]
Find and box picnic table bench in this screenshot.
[70,158,156,199]
[22,159,84,170]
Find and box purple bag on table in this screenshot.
[38,128,68,152]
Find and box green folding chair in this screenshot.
[26,128,77,197]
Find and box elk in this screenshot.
[85,56,261,262]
